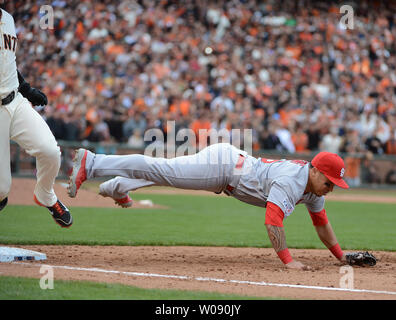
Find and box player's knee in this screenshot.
[38,144,61,161]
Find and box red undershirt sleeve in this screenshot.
[308,209,329,226]
[265,202,285,227]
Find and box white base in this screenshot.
[0,246,47,262]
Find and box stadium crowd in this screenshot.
[5,0,396,184]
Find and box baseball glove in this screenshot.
[345,251,377,266]
[18,70,48,106]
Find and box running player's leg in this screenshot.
[10,94,60,206]
[0,106,12,208]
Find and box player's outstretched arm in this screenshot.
[314,222,346,263]
[265,224,311,270]
[265,202,312,270]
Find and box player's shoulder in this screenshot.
[271,161,309,187]
[277,159,310,177]
[1,8,14,21]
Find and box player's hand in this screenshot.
[285,260,312,271]
[25,87,48,106]
[18,70,48,106]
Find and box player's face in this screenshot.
[312,169,335,196]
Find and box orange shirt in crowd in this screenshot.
[345,157,361,179]
[190,118,211,149]
[169,100,191,116]
[291,131,309,153]
[279,108,302,127]
[190,119,211,135]
[386,139,396,155]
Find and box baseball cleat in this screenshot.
[99,191,133,208]
[68,148,88,198]
[113,194,133,208]
[34,195,73,228]
[0,197,8,212]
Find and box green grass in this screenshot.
[0,192,394,300]
[0,193,395,251]
[0,276,270,300]
[331,188,396,197]
[284,201,396,250]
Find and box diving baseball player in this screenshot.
[66,142,377,269]
[0,4,72,227]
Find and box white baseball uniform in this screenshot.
[83,143,324,218]
[0,8,60,206]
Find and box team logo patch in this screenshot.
[282,199,294,216]
[340,168,345,178]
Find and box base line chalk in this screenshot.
[13,262,396,296]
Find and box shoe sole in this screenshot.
[0,197,7,212]
[99,192,133,208]
[34,195,73,228]
[115,200,133,208]
[51,214,73,228]
[68,149,87,198]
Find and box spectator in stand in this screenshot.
[340,129,365,155]
[46,108,66,141]
[3,0,395,168]
[123,111,147,143]
[386,135,396,155]
[291,122,309,153]
[210,89,234,116]
[190,109,212,150]
[63,110,83,141]
[306,122,322,152]
[384,116,396,155]
[259,124,284,151]
[365,135,385,155]
[127,129,145,149]
[320,126,343,154]
[274,121,295,154]
[343,144,361,188]
[385,163,396,185]
[360,151,382,185]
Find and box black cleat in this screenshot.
[34,196,73,228]
[0,197,8,212]
[47,200,73,228]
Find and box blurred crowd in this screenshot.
[5,0,396,183]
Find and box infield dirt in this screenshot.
[1,245,395,300]
[2,178,395,300]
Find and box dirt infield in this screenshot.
[7,178,167,209]
[0,245,395,300]
[2,178,396,300]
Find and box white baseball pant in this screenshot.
[0,93,60,206]
[83,143,247,199]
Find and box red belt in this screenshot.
[224,154,245,194]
